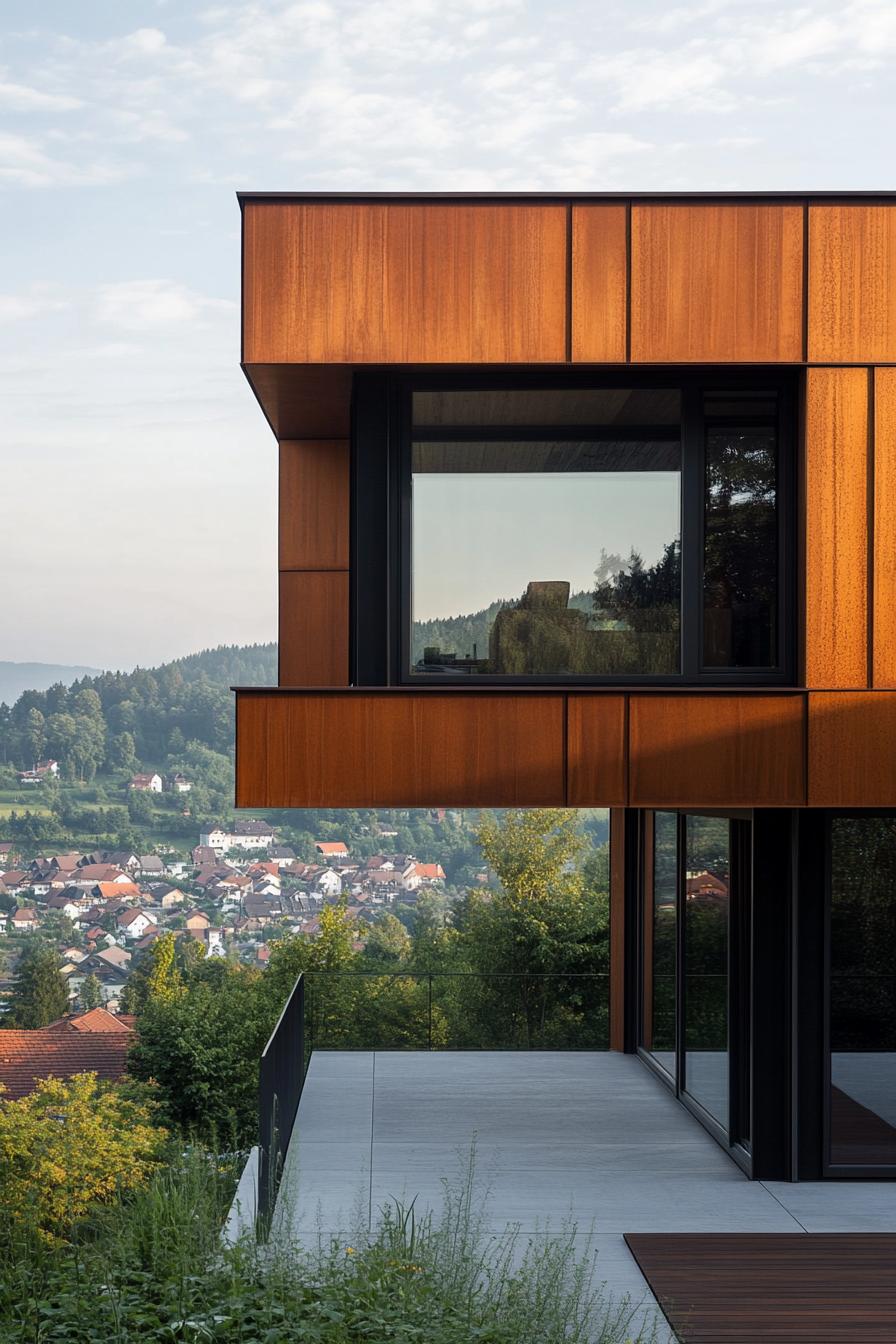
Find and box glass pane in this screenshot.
[684,815,730,1128]
[703,402,778,669]
[644,811,677,1076]
[830,817,896,1166]
[414,387,681,427]
[410,406,682,677]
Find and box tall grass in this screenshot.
[0,1145,661,1342]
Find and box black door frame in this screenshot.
[633,807,794,1181]
[816,810,896,1180]
[634,809,751,1173]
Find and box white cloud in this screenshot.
[94,280,235,331]
[114,27,169,57]
[0,131,127,186]
[0,292,68,322]
[0,80,82,111]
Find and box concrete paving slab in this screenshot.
[272,1051,896,1341]
[761,1179,896,1231]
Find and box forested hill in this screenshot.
[412,590,592,662]
[0,663,103,706]
[0,644,276,777]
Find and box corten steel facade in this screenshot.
[235,193,896,1182]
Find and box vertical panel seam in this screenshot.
[623,693,631,806]
[625,202,633,364]
[562,693,569,806]
[868,366,876,687]
[802,690,809,807]
[565,204,573,363]
[801,201,809,364]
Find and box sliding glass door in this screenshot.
[639,810,751,1159]
[683,815,731,1129]
[828,816,896,1171]
[642,811,678,1077]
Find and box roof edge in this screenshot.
[237,189,896,205]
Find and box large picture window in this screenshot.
[399,376,791,683]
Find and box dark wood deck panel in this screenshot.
[625,1233,896,1341]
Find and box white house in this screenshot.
[116,908,155,940]
[130,773,163,793]
[199,819,275,855]
[199,826,230,854]
[171,773,192,793]
[9,907,39,932]
[45,894,83,919]
[314,868,343,898]
[401,862,446,891]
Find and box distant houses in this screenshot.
[16,759,59,785]
[0,811,461,1014]
[315,841,349,859]
[199,819,276,855]
[129,773,163,793]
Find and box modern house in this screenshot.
[233,191,896,1189]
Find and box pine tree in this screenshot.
[78,973,103,1012]
[8,943,70,1027]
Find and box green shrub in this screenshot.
[0,1146,659,1342]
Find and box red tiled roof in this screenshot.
[49,1008,134,1034]
[0,1018,133,1099]
[117,908,149,926]
[315,842,348,855]
[414,863,446,880]
[98,881,142,900]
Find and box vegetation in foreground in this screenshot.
[0,1140,658,1343]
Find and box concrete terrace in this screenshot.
[272,1052,896,1341]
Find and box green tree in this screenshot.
[23,707,46,767]
[127,964,269,1143]
[120,932,184,1015]
[146,932,185,1004]
[45,712,79,778]
[7,943,70,1027]
[0,1073,165,1244]
[452,810,609,1049]
[110,731,137,771]
[36,911,75,946]
[362,914,412,966]
[71,707,105,782]
[127,789,154,824]
[78,973,103,1011]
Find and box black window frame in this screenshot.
[351,367,796,687]
[823,809,896,1178]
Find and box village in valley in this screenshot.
[0,760,462,1016]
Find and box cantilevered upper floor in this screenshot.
[235,192,896,810]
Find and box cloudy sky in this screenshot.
[3,0,894,669]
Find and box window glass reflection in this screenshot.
[830,817,896,1166]
[645,811,677,1076]
[411,426,681,677]
[684,815,730,1128]
[413,387,681,427]
[703,396,778,669]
